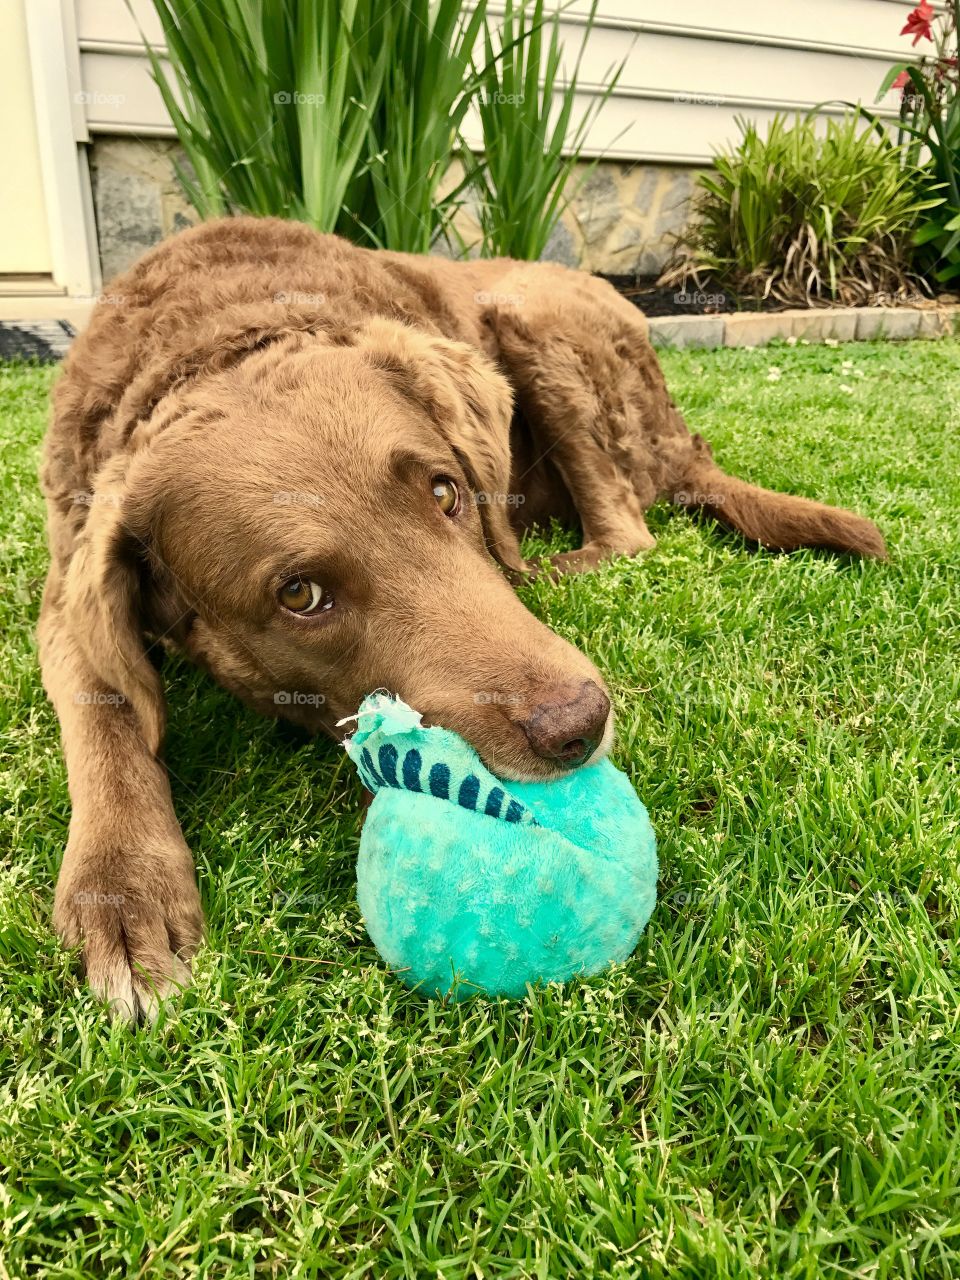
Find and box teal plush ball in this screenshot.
[343,694,657,999]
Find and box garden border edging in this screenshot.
[647,305,960,350]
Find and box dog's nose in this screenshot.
[518,680,610,767]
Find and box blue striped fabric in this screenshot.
[350,707,538,828]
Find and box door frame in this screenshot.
[24,0,101,298]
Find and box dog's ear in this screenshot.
[61,459,166,756]
[356,318,527,573]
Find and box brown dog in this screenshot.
[39,216,885,1019]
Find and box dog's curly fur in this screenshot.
[38,217,886,1020]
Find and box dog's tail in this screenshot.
[675,441,887,558]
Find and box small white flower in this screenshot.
[825,337,840,347]
[767,367,782,382]
[786,335,798,346]
[839,383,854,394]
[841,359,854,372]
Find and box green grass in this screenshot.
[1,340,958,1278]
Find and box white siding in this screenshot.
[74,0,934,162]
[1,0,53,273]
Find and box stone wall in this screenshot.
[89,135,700,283]
[543,164,700,277]
[90,138,197,282]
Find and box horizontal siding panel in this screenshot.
[79,51,904,161]
[76,0,163,47]
[74,0,926,160]
[550,0,943,57]
[559,24,903,113]
[79,50,171,133]
[461,97,864,164]
[79,0,935,58]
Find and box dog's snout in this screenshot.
[518,679,610,768]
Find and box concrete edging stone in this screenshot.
[648,304,960,349]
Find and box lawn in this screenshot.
[1,339,958,1279]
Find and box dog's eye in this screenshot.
[432,476,460,516]
[278,578,333,615]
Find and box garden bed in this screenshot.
[602,274,790,317]
[602,274,959,319]
[597,274,960,346]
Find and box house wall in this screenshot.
[74,0,925,280]
[0,0,53,276]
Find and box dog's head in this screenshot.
[62,318,612,780]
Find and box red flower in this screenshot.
[892,69,911,90]
[900,0,935,46]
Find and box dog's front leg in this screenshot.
[39,599,203,1022]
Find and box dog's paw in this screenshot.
[53,833,204,1023]
[548,532,657,577]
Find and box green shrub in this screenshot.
[666,113,933,305]
[144,0,485,252]
[346,0,486,252]
[465,0,622,260]
[142,0,621,259]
